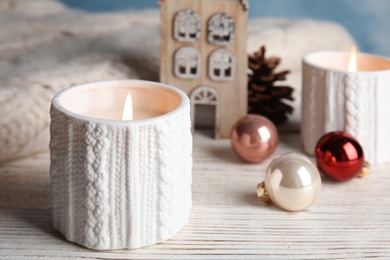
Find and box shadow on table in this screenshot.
[278,132,303,153]
[239,191,285,212]
[2,208,64,239]
[0,162,67,242]
[0,207,91,251]
[207,146,245,164]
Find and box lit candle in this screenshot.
[302,48,390,164]
[347,46,357,72]
[50,80,192,250]
[77,85,166,121]
[122,92,133,121]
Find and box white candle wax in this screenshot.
[57,81,182,122]
[82,107,164,121]
[304,51,390,72]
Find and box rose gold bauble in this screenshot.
[230,114,278,163]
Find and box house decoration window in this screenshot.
[207,13,235,45]
[174,47,201,79]
[174,9,201,42]
[209,49,235,81]
[191,86,219,105]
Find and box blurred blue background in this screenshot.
[60,0,390,57]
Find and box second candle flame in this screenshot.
[348,46,357,72]
[122,92,133,121]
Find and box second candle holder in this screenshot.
[301,51,390,164]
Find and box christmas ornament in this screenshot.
[231,114,278,163]
[248,45,294,124]
[257,153,322,212]
[315,131,369,181]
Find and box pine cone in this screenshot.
[248,46,294,125]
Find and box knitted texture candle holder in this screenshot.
[50,80,192,250]
[301,51,390,164]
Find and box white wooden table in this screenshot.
[1,132,390,259]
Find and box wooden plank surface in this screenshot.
[1,132,390,259]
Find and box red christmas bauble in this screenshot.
[315,131,364,181]
[231,114,278,163]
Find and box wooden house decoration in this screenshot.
[159,0,248,138]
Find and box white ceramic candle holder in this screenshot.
[302,51,390,164]
[50,80,192,250]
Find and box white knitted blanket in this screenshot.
[0,0,355,164]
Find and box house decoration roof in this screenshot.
[240,0,249,11]
[158,0,249,11]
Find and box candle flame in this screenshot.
[122,92,133,120]
[348,46,357,72]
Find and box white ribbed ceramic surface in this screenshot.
[50,80,192,250]
[301,51,390,164]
